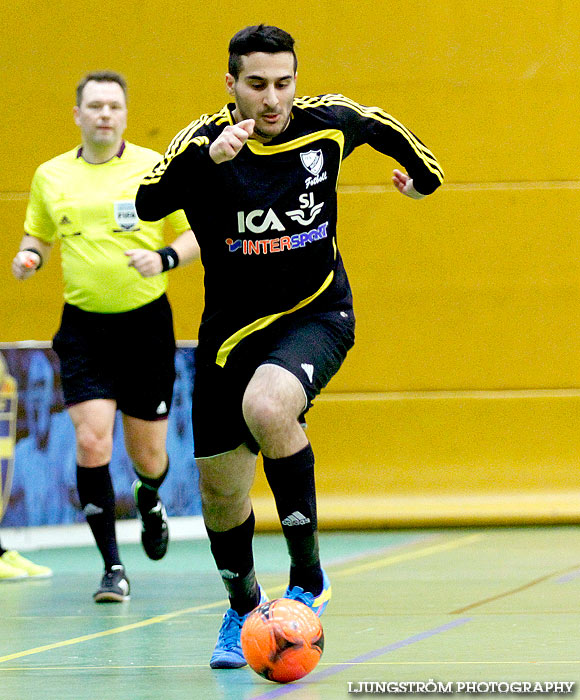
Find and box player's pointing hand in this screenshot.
[209,119,255,164]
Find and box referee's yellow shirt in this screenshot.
[24,141,190,313]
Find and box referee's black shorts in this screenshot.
[192,306,355,458]
[52,294,176,421]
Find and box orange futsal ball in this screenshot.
[241,598,324,683]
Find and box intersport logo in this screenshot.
[225,222,328,255]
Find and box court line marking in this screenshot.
[450,562,580,614]
[0,601,228,664]
[325,659,580,665]
[333,533,484,577]
[252,618,472,699]
[323,532,438,569]
[0,533,481,665]
[3,658,580,672]
[556,568,580,584]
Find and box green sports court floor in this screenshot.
[1,526,580,699]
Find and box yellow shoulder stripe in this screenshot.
[143,106,230,184]
[294,94,444,183]
[246,128,344,158]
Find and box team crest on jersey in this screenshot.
[114,201,139,230]
[300,149,324,176]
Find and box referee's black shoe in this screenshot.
[93,565,130,603]
[133,480,169,561]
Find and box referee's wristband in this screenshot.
[23,247,43,270]
[157,246,179,272]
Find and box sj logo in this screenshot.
[237,208,286,234]
[286,192,324,226]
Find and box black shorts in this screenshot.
[192,307,355,458]
[52,294,176,421]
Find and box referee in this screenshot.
[136,25,443,667]
[12,71,199,602]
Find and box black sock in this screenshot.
[77,464,121,571]
[206,511,260,615]
[0,544,6,556]
[134,459,169,512]
[263,443,323,595]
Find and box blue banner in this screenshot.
[1,346,201,527]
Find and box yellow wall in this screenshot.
[2,1,579,524]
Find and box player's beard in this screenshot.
[253,113,291,141]
[236,102,291,142]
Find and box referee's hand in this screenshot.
[12,251,40,280]
[125,249,163,277]
[209,119,255,164]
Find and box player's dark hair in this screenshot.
[76,70,128,106]
[228,25,297,79]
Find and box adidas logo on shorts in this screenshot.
[281,511,311,526]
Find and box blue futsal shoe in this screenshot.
[210,586,268,669]
[283,568,331,617]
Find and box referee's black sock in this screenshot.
[206,510,260,616]
[263,443,323,596]
[76,464,122,571]
[134,458,169,511]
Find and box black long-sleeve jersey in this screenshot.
[136,94,444,367]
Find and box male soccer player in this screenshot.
[136,25,443,666]
[12,71,199,602]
